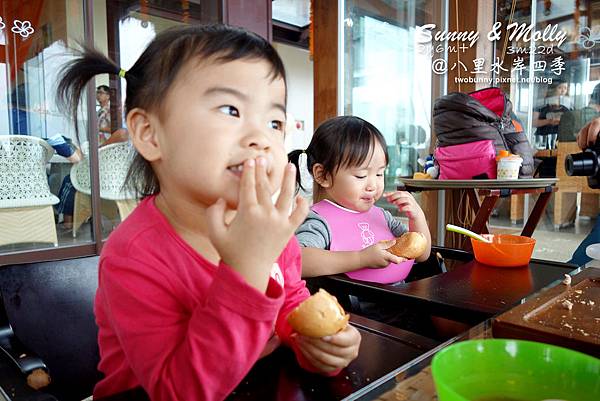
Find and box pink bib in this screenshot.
[311,200,414,284]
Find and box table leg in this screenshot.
[521,191,552,237]
[466,189,487,233]
[463,195,499,251]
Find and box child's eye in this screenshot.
[354,175,366,179]
[269,120,284,131]
[376,173,384,177]
[218,105,240,117]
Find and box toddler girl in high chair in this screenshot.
[290,116,432,283]
[58,25,360,401]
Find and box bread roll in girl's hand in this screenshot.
[287,289,349,337]
[387,232,427,259]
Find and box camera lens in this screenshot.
[565,151,599,176]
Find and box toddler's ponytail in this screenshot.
[288,149,307,192]
[57,46,121,142]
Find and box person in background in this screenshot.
[97,85,129,146]
[45,134,82,163]
[46,135,82,230]
[57,24,361,400]
[533,80,571,150]
[55,86,129,230]
[558,83,600,143]
[567,115,600,266]
[96,85,112,144]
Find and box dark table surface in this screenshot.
[86,316,440,401]
[308,258,578,324]
[0,257,580,401]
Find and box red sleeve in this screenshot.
[275,238,341,376]
[99,255,285,401]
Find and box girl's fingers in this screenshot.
[322,326,362,348]
[275,163,296,212]
[297,339,351,369]
[301,326,361,350]
[392,194,415,202]
[298,347,340,372]
[239,159,257,206]
[379,239,396,249]
[255,157,272,206]
[385,193,400,202]
[205,198,227,239]
[384,252,405,264]
[289,196,309,228]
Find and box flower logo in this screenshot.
[11,20,35,39]
[578,26,599,49]
[0,17,5,31]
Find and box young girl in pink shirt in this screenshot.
[57,25,360,401]
[290,116,432,283]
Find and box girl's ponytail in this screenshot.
[57,46,121,142]
[288,149,306,192]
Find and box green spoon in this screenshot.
[446,224,492,243]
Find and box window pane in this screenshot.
[343,0,438,191]
[493,0,600,264]
[95,0,218,240]
[0,0,90,254]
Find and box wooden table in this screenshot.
[398,178,558,251]
[307,252,577,325]
[85,316,440,401]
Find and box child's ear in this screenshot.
[312,163,332,188]
[127,108,161,162]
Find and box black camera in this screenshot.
[565,143,600,189]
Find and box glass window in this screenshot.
[0,0,219,257]
[92,1,201,241]
[0,0,89,254]
[342,0,439,190]
[273,0,310,27]
[492,0,600,263]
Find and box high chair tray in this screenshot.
[398,178,557,189]
[492,268,600,357]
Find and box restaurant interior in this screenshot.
[0,0,599,400]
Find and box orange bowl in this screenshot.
[470,234,536,267]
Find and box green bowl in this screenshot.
[431,339,600,401]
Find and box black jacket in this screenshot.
[433,88,534,178]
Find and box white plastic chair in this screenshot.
[0,135,59,246]
[70,141,138,237]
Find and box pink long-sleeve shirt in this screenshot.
[94,196,315,401]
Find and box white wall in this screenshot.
[273,42,314,153]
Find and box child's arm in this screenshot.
[301,245,401,277]
[384,191,432,262]
[275,239,361,375]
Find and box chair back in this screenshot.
[0,256,102,401]
[98,142,136,200]
[0,135,59,208]
[70,155,92,195]
[71,141,136,200]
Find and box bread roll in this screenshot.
[287,289,349,337]
[387,232,427,259]
[27,368,51,390]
